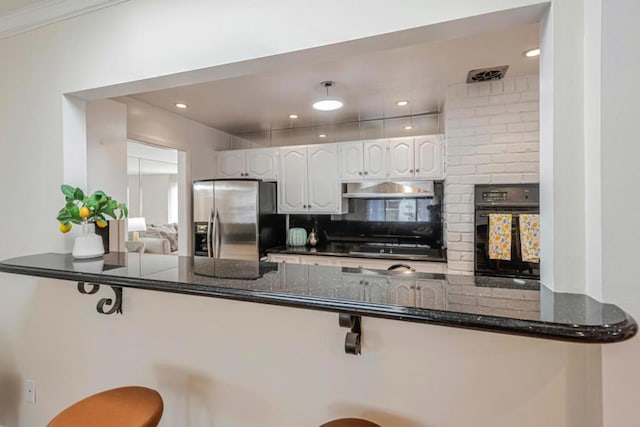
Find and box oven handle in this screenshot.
[387,263,415,271]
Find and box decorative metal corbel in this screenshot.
[339,313,362,355]
[77,282,123,315]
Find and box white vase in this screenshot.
[72,223,105,259]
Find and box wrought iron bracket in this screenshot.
[339,313,361,355]
[77,282,123,315]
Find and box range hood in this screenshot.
[343,181,435,198]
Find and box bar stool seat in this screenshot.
[48,386,163,427]
[320,418,380,427]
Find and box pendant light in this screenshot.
[312,81,344,111]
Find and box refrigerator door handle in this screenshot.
[207,208,214,257]
[212,209,220,258]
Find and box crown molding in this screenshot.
[0,0,128,40]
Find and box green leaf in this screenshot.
[119,203,128,218]
[70,205,80,221]
[86,198,98,210]
[61,185,75,199]
[73,188,84,200]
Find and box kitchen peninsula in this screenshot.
[0,252,635,346]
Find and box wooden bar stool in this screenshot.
[48,386,163,427]
[320,418,380,427]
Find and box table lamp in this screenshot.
[128,217,147,241]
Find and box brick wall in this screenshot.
[444,74,539,274]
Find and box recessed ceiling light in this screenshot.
[396,100,409,106]
[404,126,413,131]
[289,114,298,119]
[318,134,327,138]
[312,81,344,112]
[523,48,540,58]
[175,103,188,109]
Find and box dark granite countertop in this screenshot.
[267,243,447,263]
[0,252,635,343]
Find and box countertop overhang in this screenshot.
[0,252,635,344]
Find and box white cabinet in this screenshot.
[415,135,444,179]
[388,138,415,179]
[278,144,345,214]
[267,254,301,264]
[216,148,278,180]
[388,277,446,309]
[338,135,444,182]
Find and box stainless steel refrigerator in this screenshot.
[193,180,285,260]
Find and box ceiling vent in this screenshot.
[466,65,509,83]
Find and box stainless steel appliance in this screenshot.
[474,183,540,279]
[193,180,285,260]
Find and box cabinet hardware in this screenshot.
[415,169,420,172]
[358,171,363,175]
[409,169,414,173]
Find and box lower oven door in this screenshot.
[475,209,540,279]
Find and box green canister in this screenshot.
[287,228,308,247]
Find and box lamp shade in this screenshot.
[128,217,147,233]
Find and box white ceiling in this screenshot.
[131,23,540,135]
[127,140,178,175]
[0,0,42,16]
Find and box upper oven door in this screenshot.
[474,208,540,279]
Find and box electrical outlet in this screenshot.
[25,379,36,404]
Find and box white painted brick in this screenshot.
[521,91,539,102]
[457,117,491,128]
[475,124,508,135]
[447,165,476,174]
[448,242,474,252]
[491,173,525,183]
[461,233,474,243]
[460,174,491,184]
[491,153,539,163]
[446,119,461,129]
[504,162,539,173]
[444,176,463,184]
[459,252,475,262]
[445,213,461,222]
[447,260,474,271]
[492,133,524,143]
[506,143,539,153]
[447,232,461,242]
[460,194,474,203]
[447,223,474,233]
[474,144,508,155]
[461,155,491,165]
[489,93,521,105]
[521,131,539,142]
[515,77,529,92]
[447,157,462,166]
[506,102,539,113]
[476,163,507,174]
[450,135,491,146]
[446,185,474,195]
[448,203,474,214]
[446,97,463,108]
[447,128,476,137]
[490,80,503,94]
[444,194,461,203]
[490,113,522,124]
[527,75,539,90]
[447,145,474,156]
[507,122,538,132]
[447,108,475,119]
[462,96,489,107]
[522,172,540,182]
[468,82,491,96]
[460,214,474,224]
[521,112,539,122]
[475,105,506,116]
[502,78,515,93]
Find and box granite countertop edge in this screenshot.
[0,260,635,344]
[267,246,448,263]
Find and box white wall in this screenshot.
[444,74,540,274]
[0,1,614,426]
[600,1,640,426]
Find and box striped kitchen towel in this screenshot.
[489,213,512,260]
[519,214,540,263]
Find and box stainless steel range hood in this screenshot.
[343,181,435,198]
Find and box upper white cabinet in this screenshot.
[278,144,345,214]
[339,140,388,181]
[338,135,444,182]
[414,135,444,179]
[216,148,278,181]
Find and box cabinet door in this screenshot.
[216,150,245,178]
[388,138,415,179]
[339,142,364,181]
[388,278,415,307]
[246,148,278,181]
[278,146,308,213]
[308,265,341,298]
[415,279,445,309]
[363,140,388,180]
[307,144,341,213]
[340,274,365,301]
[363,276,389,304]
[415,135,444,179]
